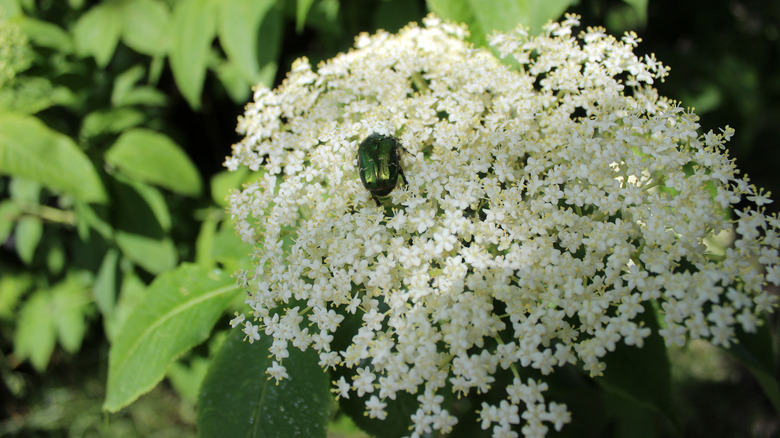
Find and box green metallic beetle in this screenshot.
[356,133,407,206]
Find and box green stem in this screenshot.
[22,204,75,225]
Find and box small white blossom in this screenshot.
[331,377,349,400]
[226,14,779,436]
[229,312,245,328]
[267,361,288,382]
[365,395,388,420]
[242,321,260,344]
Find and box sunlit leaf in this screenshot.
[426,0,574,45]
[80,108,147,140]
[0,113,107,203]
[51,273,92,354]
[217,0,274,85]
[104,271,146,342]
[94,247,120,316]
[120,0,171,56]
[105,128,202,196]
[13,289,56,371]
[103,264,240,412]
[0,269,31,320]
[169,0,217,109]
[296,0,316,32]
[14,218,42,265]
[195,217,218,269]
[72,2,122,67]
[212,57,251,103]
[210,168,248,207]
[19,17,74,53]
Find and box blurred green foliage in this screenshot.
[0,0,777,436]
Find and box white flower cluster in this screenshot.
[226,14,779,438]
[0,10,31,88]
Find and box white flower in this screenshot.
[226,13,779,436]
[333,376,351,399]
[229,312,245,328]
[365,395,388,420]
[267,361,288,382]
[242,321,260,344]
[353,367,376,397]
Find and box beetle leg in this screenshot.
[372,193,383,207]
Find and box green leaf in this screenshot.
[197,328,330,438]
[103,264,240,412]
[109,176,177,274]
[602,389,659,438]
[0,269,31,320]
[0,0,22,17]
[596,302,673,421]
[44,232,66,275]
[168,354,210,403]
[19,17,74,53]
[119,175,172,231]
[11,275,89,362]
[0,114,107,203]
[120,0,171,56]
[330,312,417,438]
[210,168,248,207]
[111,65,168,107]
[296,0,316,32]
[94,247,120,316]
[0,200,21,243]
[0,77,75,115]
[426,0,574,45]
[111,65,146,105]
[72,2,122,67]
[195,217,218,269]
[217,0,275,85]
[13,289,57,372]
[9,176,39,204]
[338,384,418,438]
[213,57,251,103]
[104,270,146,342]
[727,318,780,414]
[623,0,649,24]
[14,218,42,265]
[69,219,111,270]
[211,218,253,273]
[115,231,177,275]
[51,273,92,354]
[256,6,282,88]
[80,108,147,141]
[169,0,218,109]
[105,128,202,196]
[74,200,113,241]
[119,86,168,107]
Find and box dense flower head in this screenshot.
[226,13,779,437]
[0,10,31,88]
